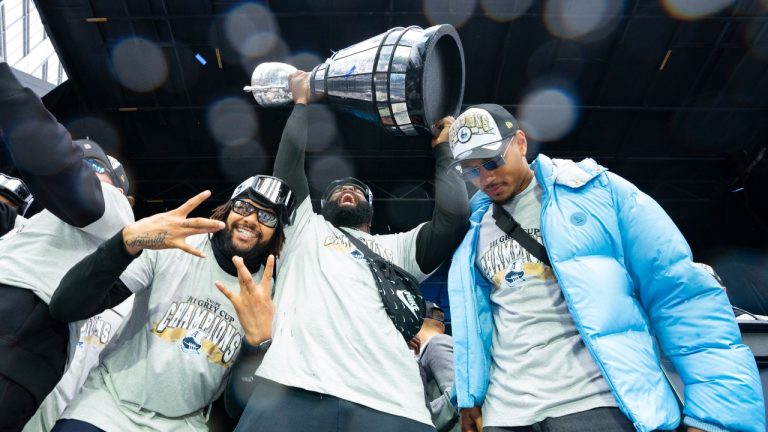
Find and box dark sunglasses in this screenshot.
[459,138,514,181]
[232,199,279,228]
[85,158,109,174]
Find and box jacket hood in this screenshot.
[469,154,607,216]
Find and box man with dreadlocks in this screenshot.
[47,176,295,431]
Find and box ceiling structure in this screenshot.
[5,0,768,311]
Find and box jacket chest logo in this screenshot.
[570,211,587,226]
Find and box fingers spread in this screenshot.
[215,281,235,302]
[177,241,206,258]
[176,190,212,216]
[232,256,256,291]
[260,255,275,290]
[182,217,225,233]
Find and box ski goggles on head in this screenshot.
[231,175,296,226]
[321,177,373,208]
[0,173,33,215]
[85,158,109,174]
[231,199,279,228]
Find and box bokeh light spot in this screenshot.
[225,3,279,58]
[308,157,355,197]
[111,38,168,92]
[481,0,532,22]
[423,0,477,28]
[544,0,623,41]
[518,87,578,142]
[206,97,259,147]
[661,0,735,20]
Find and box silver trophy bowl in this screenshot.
[246,24,465,137]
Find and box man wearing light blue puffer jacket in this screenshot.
[446,104,764,432]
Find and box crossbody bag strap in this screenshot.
[491,203,551,267]
[338,227,378,259]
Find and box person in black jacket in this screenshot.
[0,61,135,429]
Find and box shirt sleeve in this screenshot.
[79,183,135,238]
[119,246,157,294]
[611,172,765,432]
[49,230,137,322]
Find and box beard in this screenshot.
[321,200,373,228]
[215,225,270,262]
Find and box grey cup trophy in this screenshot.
[244,24,465,137]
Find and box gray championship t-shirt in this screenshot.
[475,176,616,427]
[23,297,134,432]
[257,198,433,425]
[61,234,254,432]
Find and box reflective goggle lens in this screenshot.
[232,200,278,228]
[85,158,108,174]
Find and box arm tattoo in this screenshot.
[125,232,169,249]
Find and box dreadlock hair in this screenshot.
[210,200,286,258]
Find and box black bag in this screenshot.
[339,229,425,341]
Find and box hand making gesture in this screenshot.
[121,190,225,257]
[215,255,275,346]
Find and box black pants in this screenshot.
[0,284,69,431]
[484,407,635,432]
[51,419,105,432]
[234,377,436,432]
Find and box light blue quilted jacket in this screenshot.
[448,154,765,432]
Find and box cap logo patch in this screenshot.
[505,121,514,129]
[449,111,496,149]
[457,126,471,143]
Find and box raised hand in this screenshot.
[215,255,275,346]
[121,190,224,257]
[432,116,455,149]
[288,70,311,105]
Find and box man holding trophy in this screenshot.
[233,24,470,431]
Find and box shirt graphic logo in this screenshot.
[78,315,114,348]
[504,259,525,287]
[181,329,207,354]
[152,296,243,366]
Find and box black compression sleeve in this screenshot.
[49,230,136,322]
[273,104,310,203]
[415,143,470,274]
[0,62,105,227]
